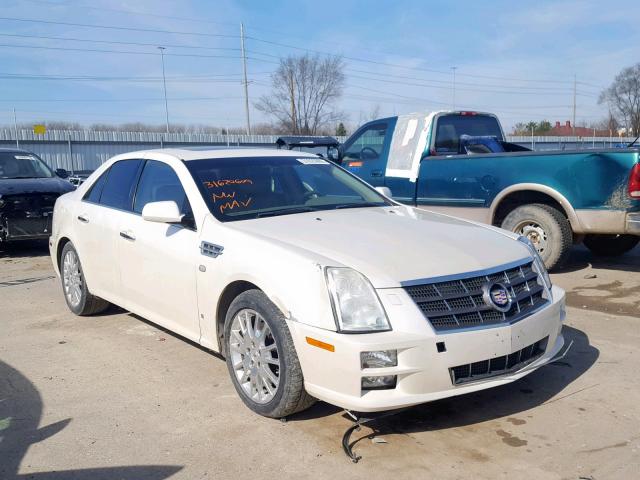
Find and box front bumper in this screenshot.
[289,285,566,412]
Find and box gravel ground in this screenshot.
[1,241,638,480]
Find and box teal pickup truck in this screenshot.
[328,111,640,269]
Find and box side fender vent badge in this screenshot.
[201,241,224,258]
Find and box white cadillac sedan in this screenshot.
[50,148,566,418]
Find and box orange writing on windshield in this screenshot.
[204,179,253,188]
[212,191,236,202]
[220,198,252,214]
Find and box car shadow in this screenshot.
[555,244,640,274]
[0,360,183,480]
[336,325,598,449]
[287,325,597,444]
[0,240,50,259]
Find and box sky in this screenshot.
[0,0,638,132]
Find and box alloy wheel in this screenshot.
[229,308,280,404]
[62,249,83,308]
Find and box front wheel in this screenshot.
[583,234,639,257]
[501,203,573,270]
[224,290,315,418]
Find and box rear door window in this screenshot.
[83,170,109,204]
[98,160,144,211]
[434,115,503,154]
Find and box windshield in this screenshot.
[434,114,503,154]
[187,156,391,221]
[0,152,54,179]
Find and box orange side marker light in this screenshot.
[306,336,335,352]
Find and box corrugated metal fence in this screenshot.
[0,128,636,172]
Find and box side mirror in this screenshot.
[327,146,341,163]
[375,186,393,198]
[55,168,69,179]
[142,201,183,224]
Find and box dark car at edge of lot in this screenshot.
[0,148,74,245]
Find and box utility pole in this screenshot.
[13,107,19,148]
[572,74,576,138]
[240,23,251,135]
[451,67,457,110]
[158,46,170,134]
[289,71,296,134]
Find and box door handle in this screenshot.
[77,215,89,223]
[371,169,383,177]
[119,230,136,241]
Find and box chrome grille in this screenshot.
[449,336,548,384]
[404,260,548,332]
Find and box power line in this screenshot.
[0,16,239,39]
[0,42,280,63]
[0,32,242,52]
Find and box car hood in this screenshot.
[0,177,74,196]
[229,206,531,288]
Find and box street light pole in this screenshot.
[158,46,170,134]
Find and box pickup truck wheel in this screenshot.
[60,242,110,316]
[583,234,639,257]
[501,204,572,270]
[224,289,315,418]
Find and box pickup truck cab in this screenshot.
[50,148,565,418]
[332,111,640,269]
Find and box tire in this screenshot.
[224,289,315,418]
[501,203,573,270]
[583,234,640,257]
[60,242,110,316]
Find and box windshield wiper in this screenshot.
[6,176,44,179]
[256,206,318,218]
[333,202,386,210]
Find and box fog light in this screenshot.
[361,375,397,390]
[360,350,397,369]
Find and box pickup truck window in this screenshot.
[434,114,503,155]
[187,156,390,221]
[343,123,388,162]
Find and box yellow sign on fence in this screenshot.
[33,124,46,135]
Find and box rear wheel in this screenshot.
[583,234,639,257]
[224,289,315,418]
[60,242,110,315]
[501,203,573,270]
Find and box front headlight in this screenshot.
[325,267,391,332]
[518,236,552,292]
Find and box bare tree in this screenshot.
[255,54,345,135]
[599,63,640,135]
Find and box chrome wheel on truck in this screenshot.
[224,290,315,418]
[501,203,572,270]
[229,308,280,404]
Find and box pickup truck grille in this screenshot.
[404,260,548,332]
[449,336,548,385]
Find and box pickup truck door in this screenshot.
[417,154,498,210]
[116,160,201,343]
[341,120,393,187]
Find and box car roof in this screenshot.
[0,148,35,154]
[144,147,318,162]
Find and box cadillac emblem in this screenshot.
[482,282,512,313]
